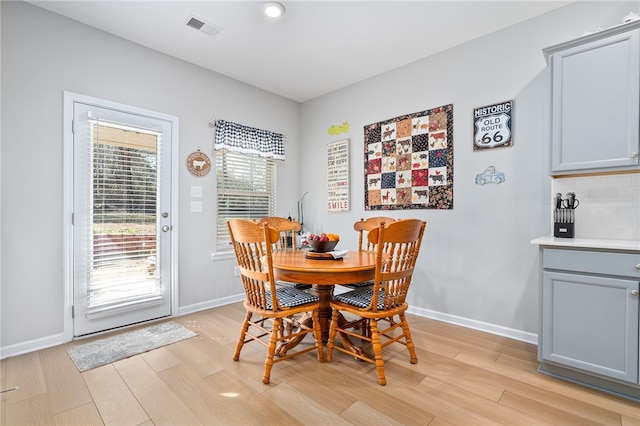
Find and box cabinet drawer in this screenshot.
[543,248,640,277]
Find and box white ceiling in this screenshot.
[27,1,573,102]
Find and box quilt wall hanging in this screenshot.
[364,104,453,210]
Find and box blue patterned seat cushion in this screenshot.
[276,280,312,290]
[266,286,319,309]
[333,287,385,310]
[344,280,373,288]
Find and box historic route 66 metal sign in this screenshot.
[473,100,513,150]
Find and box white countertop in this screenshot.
[531,236,640,252]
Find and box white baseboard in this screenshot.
[407,306,538,345]
[1,296,537,359]
[1,333,65,360]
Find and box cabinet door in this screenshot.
[542,271,639,383]
[550,28,640,174]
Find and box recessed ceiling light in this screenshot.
[263,1,285,18]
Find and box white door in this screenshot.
[67,94,177,337]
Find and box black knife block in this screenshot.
[554,222,574,238]
[554,208,575,238]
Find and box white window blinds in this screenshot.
[216,150,276,251]
[85,121,162,315]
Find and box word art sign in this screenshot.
[473,100,513,151]
[327,139,350,211]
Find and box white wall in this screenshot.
[299,1,637,341]
[0,1,301,355]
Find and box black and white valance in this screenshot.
[214,119,285,160]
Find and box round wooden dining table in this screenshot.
[268,249,377,355]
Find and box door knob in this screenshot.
[162,225,170,232]
[631,290,639,297]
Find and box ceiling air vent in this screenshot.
[185,16,222,36]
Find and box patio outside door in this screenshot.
[68,94,177,337]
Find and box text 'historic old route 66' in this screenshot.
[473,100,513,150]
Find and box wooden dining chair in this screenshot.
[326,218,426,385]
[257,216,300,251]
[343,216,397,289]
[227,219,324,384]
[354,216,396,251]
[256,216,311,289]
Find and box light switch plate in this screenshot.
[190,185,203,198]
[190,201,203,213]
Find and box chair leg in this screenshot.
[369,319,386,386]
[326,309,341,362]
[234,311,252,361]
[263,317,282,385]
[311,309,325,362]
[399,313,418,364]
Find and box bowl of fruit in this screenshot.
[307,232,340,253]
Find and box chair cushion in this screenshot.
[266,286,319,309]
[333,287,384,310]
[276,280,312,290]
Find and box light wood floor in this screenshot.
[2,302,639,425]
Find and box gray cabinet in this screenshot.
[544,21,640,175]
[539,247,640,401]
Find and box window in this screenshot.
[213,119,283,251]
[89,122,161,313]
[216,150,276,251]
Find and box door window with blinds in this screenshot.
[88,122,160,312]
[215,150,276,251]
[213,119,285,252]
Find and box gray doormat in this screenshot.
[67,321,197,372]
